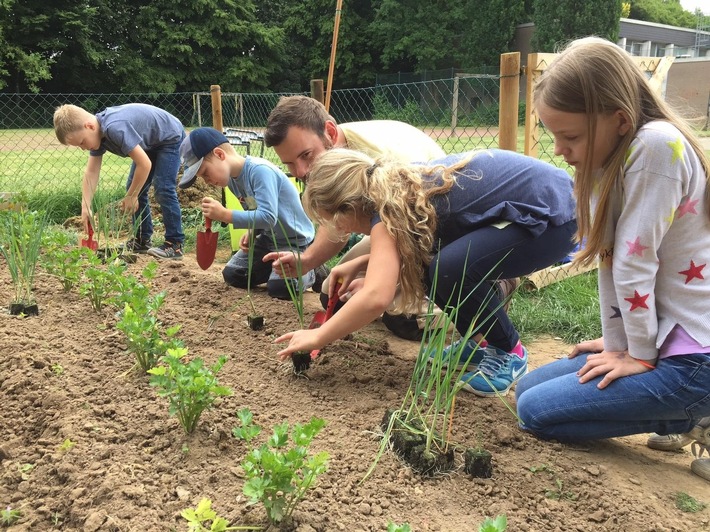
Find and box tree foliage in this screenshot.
[628,0,699,29]
[531,0,623,52]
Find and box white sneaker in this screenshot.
[646,433,694,451]
[690,458,710,481]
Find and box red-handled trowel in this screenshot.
[80,223,98,251]
[196,217,219,270]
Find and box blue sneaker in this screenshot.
[458,345,528,397]
[428,339,487,370]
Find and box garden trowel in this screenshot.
[196,217,219,270]
[80,223,98,251]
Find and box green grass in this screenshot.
[510,270,601,345]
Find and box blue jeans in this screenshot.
[126,133,185,244]
[428,220,577,351]
[515,353,710,441]
[223,232,315,299]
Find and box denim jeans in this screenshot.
[515,352,710,441]
[126,133,185,244]
[428,219,577,351]
[223,232,315,299]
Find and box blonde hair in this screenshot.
[53,104,95,144]
[304,148,463,312]
[534,36,710,266]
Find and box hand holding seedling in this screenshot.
[239,230,253,252]
[274,328,323,361]
[201,196,229,224]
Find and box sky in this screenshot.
[680,0,709,15]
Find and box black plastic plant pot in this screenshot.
[247,314,264,330]
[9,303,39,316]
[97,248,137,264]
[464,448,493,478]
[291,351,312,373]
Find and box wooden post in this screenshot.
[310,79,325,104]
[195,93,202,127]
[324,0,343,112]
[211,85,223,132]
[498,52,520,152]
[450,76,459,133]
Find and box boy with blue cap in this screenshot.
[179,127,316,299]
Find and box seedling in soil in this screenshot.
[41,230,93,292]
[271,225,311,373]
[51,363,64,376]
[116,291,183,373]
[79,257,126,312]
[1,506,21,526]
[545,478,577,501]
[232,408,262,443]
[148,347,232,434]
[478,514,508,532]
[59,439,75,453]
[241,417,329,525]
[0,208,49,314]
[245,220,264,331]
[181,497,261,531]
[387,522,412,532]
[674,492,707,513]
[18,463,34,481]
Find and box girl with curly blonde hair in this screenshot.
[275,148,576,395]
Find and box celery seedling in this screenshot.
[148,348,232,434]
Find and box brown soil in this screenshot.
[1,253,709,531]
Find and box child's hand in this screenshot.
[119,195,139,214]
[239,231,252,252]
[569,337,604,358]
[274,329,322,360]
[576,349,652,389]
[201,197,227,223]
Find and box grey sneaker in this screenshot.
[147,241,183,260]
[646,433,694,451]
[312,264,331,293]
[124,238,152,254]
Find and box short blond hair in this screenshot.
[53,104,94,144]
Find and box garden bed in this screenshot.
[1,255,708,531]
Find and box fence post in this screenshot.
[524,54,540,158]
[450,75,460,134]
[498,52,520,152]
[211,85,223,132]
[310,79,324,104]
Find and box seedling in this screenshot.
[245,219,264,331]
[41,230,93,292]
[674,491,707,513]
[51,363,64,376]
[478,514,507,532]
[181,498,261,531]
[79,258,126,312]
[0,208,49,313]
[387,523,412,532]
[545,478,577,501]
[116,292,183,373]
[241,417,329,525]
[19,463,34,481]
[1,506,21,526]
[59,439,75,452]
[148,348,232,434]
[232,408,262,443]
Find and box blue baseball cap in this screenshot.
[179,127,229,188]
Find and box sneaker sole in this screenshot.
[146,251,183,260]
[646,435,693,452]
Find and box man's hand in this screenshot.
[264,251,312,278]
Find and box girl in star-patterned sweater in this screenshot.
[515,37,710,483]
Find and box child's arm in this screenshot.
[119,145,152,213]
[81,155,103,232]
[264,226,349,278]
[274,222,399,358]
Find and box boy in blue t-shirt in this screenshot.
[179,127,316,299]
[53,103,185,259]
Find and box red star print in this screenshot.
[678,260,706,284]
[625,237,648,257]
[676,197,699,219]
[624,290,650,311]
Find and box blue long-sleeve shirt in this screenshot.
[227,156,314,249]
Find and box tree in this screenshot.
[628,0,698,29]
[531,0,622,53]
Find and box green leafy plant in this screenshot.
[674,492,707,513]
[241,417,329,525]
[116,292,183,373]
[478,514,507,532]
[181,498,261,531]
[232,408,262,443]
[79,258,126,312]
[1,506,21,526]
[244,220,262,325]
[41,228,93,292]
[0,208,49,307]
[271,222,307,328]
[59,439,75,452]
[91,190,138,257]
[148,348,232,434]
[387,523,412,532]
